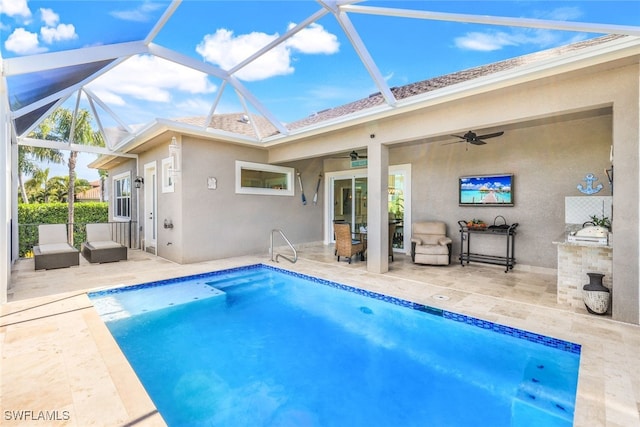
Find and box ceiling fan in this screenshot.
[332,150,368,161]
[445,130,504,146]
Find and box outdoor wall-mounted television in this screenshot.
[459,173,514,206]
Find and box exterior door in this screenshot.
[331,173,368,233]
[326,165,411,254]
[144,162,157,254]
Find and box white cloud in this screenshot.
[455,28,581,52]
[109,2,165,22]
[285,22,339,54]
[39,8,59,26]
[87,55,217,106]
[40,23,77,44]
[538,6,583,21]
[4,27,46,54]
[455,31,520,51]
[0,0,31,18]
[454,7,588,52]
[174,98,216,118]
[197,29,292,81]
[196,22,339,82]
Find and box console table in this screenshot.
[457,220,518,272]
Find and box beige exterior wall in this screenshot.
[176,137,324,263]
[392,113,612,269]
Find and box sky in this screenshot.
[1,0,639,181]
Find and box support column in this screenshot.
[366,142,389,274]
[611,90,640,324]
[1,59,10,303]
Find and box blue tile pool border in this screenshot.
[88,263,581,355]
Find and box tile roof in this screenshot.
[173,114,280,140]
[288,34,623,130]
[173,34,623,139]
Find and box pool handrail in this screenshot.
[270,229,297,264]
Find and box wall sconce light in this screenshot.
[134,176,144,189]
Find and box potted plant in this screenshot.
[589,214,611,231]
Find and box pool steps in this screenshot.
[510,357,575,426]
[91,281,227,321]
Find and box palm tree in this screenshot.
[32,108,105,242]
[24,168,52,203]
[18,146,64,204]
[48,175,92,202]
[98,169,109,202]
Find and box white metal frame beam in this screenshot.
[331,5,396,106]
[342,5,640,37]
[2,41,149,77]
[18,137,137,158]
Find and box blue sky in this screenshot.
[2,0,639,181]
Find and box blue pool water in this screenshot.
[89,264,580,427]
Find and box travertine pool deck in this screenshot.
[2,246,639,426]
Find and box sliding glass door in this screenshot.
[332,175,368,233]
[328,165,411,254]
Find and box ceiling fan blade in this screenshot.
[471,139,487,145]
[476,131,504,140]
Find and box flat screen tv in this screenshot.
[459,173,514,206]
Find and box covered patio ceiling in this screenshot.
[2,0,640,158]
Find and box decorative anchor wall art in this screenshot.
[577,173,603,195]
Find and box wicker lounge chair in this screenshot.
[33,224,80,270]
[81,223,128,263]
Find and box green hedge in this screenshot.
[18,202,108,256]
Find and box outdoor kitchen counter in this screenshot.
[552,231,612,248]
[553,233,613,313]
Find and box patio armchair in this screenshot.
[411,221,452,265]
[81,223,128,263]
[334,223,364,264]
[33,224,80,270]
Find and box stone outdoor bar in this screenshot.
[554,196,613,314]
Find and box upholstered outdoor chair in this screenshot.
[33,224,80,270]
[334,223,364,264]
[82,223,128,263]
[411,221,452,265]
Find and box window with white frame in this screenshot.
[162,157,175,193]
[235,161,294,196]
[113,172,131,219]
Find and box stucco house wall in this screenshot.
[177,137,324,263]
[393,113,612,270]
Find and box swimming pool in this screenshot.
[89,264,580,427]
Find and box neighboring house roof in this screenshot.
[76,180,102,201]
